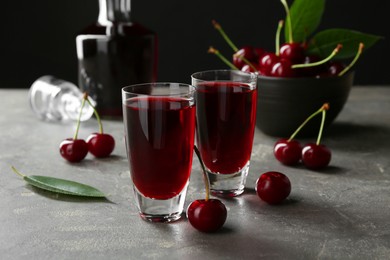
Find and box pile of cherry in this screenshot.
[210,18,363,78]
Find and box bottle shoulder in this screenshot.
[77,21,155,37]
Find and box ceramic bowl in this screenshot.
[256,72,354,137]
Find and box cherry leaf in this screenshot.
[307,29,383,59]
[284,0,325,43]
[12,166,106,198]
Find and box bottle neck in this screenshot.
[98,0,132,25]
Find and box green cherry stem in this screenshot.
[317,104,329,145]
[208,47,239,70]
[84,94,103,134]
[288,103,330,142]
[194,145,210,201]
[212,20,257,70]
[280,0,293,43]
[11,166,26,178]
[212,20,239,52]
[275,20,284,56]
[292,44,342,69]
[338,42,364,76]
[73,93,87,140]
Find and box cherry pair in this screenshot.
[274,103,331,170]
[60,93,115,163]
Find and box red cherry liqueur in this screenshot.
[76,0,158,117]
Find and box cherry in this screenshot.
[327,61,346,76]
[187,146,227,233]
[187,199,227,233]
[278,0,305,64]
[259,20,284,76]
[86,133,115,158]
[59,93,89,163]
[274,139,302,165]
[270,58,296,77]
[233,46,259,69]
[299,103,331,169]
[241,64,260,73]
[302,143,331,169]
[298,55,327,77]
[59,138,88,162]
[256,171,291,204]
[84,95,115,158]
[279,43,305,64]
[259,53,280,76]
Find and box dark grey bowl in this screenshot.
[256,72,354,137]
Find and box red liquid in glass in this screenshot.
[123,97,196,200]
[196,82,257,174]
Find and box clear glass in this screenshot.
[191,70,257,197]
[29,75,94,122]
[122,83,196,222]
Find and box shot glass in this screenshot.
[29,75,94,122]
[191,70,257,197]
[122,83,196,222]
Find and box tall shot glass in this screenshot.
[191,70,257,197]
[122,83,196,222]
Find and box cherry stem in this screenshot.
[288,103,330,142]
[74,93,87,140]
[280,0,293,43]
[11,166,26,178]
[317,106,328,145]
[338,42,364,76]
[275,20,284,56]
[212,20,258,70]
[84,94,103,134]
[292,44,342,69]
[193,145,210,201]
[212,20,239,52]
[208,47,239,70]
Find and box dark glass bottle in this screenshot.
[76,0,158,117]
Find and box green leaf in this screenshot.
[12,166,106,198]
[307,29,383,59]
[284,0,325,43]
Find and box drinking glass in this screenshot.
[191,70,257,197]
[122,83,196,222]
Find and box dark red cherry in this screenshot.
[274,139,302,165]
[254,47,265,60]
[59,138,88,162]
[302,143,331,169]
[297,55,327,77]
[327,61,346,76]
[186,199,227,233]
[233,46,259,69]
[86,133,115,158]
[259,53,280,76]
[256,171,291,204]
[270,59,296,77]
[279,43,305,64]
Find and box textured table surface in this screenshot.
[0,87,389,260]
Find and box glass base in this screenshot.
[207,162,250,198]
[133,183,188,223]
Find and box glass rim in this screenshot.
[191,69,258,83]
[122,82,195,97]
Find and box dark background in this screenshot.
[1,0,389,88]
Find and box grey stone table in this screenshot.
[0,87,389,260]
